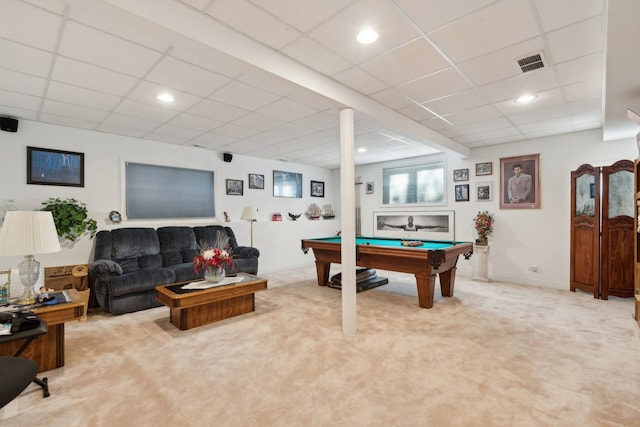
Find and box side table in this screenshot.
[0,289,84,372]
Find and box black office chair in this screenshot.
[0,316,50,408]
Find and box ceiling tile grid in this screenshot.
[0,0,626,169]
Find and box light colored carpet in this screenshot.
[1,267,639,427]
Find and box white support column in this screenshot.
[340,108,356,335]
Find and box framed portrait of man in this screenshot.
[499,154,540,209]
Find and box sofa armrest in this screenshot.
[232,246,260,259]
[90,259,124,277]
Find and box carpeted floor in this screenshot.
[1,267,639,427]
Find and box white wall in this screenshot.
[1,121,637,292]
[0,120,337,274]
[355,129,637,290]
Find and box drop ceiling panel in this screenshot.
[0,69,46,97]
[146,57,231,97]
[209,81,280,111]
[397,67,472,103]
[205,0,301,50]
[59,22,162,77]
[168,113,223,132]
[232,112,286,132]
[0,39,53,77]
[187,99,249,123]
[332,66,387,95]
[129,81,203,111]
[0,89,41,111]
[422,88,491,115]
[534,0,603,32]
[0,0,61,51]
[555,53,602,86]
[480,67,559,103]
[545,16,602,63]
[395,0,496,33]
[51,57,139,96]
[115,99,180,123]
[100,112,161,133]
[46,81,120,111]
[457,38,546,86]
[361,38,450,86]
[255,98,319,122]
[250,0,353,33]
[428,0,540,63]
[42,99,109,122]
[281,36,352,76]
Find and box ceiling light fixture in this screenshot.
[156,93,175,103]
[515,94,537,104]
[357,147,367,153]
[357,28,378,44]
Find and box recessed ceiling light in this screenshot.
[357,147,367,153]
[357,28,378,44]
[515,94,537,104]
[156,93,175,103]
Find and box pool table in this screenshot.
[301,237,473,309]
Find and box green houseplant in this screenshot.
[41,198,97,242]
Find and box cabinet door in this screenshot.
[601,160,635,299]
[570,164,600,297]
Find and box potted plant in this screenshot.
[474,211,494,246]
[41,198,97,242]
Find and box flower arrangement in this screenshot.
[474,211,494,245]
[193,246,235,274]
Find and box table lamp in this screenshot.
[0,211,61,304]
[240,206,259,246]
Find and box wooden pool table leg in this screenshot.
[315,261,330,286]
[438,267,457,297]
[415,274,436,308]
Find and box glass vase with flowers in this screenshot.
[193,246,235,283]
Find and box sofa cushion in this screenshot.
[106,268,176,297]
[157,227,198,266]
[111,228,160,259]
[170,263,201,282]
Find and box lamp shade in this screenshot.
[240,206,259,221]
[0,211,61,255]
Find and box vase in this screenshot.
[204,266,225,283]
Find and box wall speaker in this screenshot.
[223,152,233,162]
[0,117,18,132]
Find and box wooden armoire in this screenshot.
[570,160,635,299]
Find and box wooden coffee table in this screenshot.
[0,288,84,372]
[155,273,268,330]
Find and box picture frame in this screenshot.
[500,154,540,209]
[453,168,469,182]
[476,181,493,201]
[27,146,84,187]
[366,182,374,194]
[475,162,492,176]
[454,184,470,202]
[310,180,324,197]
[226,179,243,196]
[248,173,264,189]
[273,170,302,198]
[373,210,455,241]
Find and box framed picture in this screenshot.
[476,181,493,201]
[27,146,84,187]
[273,170,302,198]
[475,162,492,176]
[248,173,264,189]
[226,179,243,196]
[453,168,468,182]
[366,182,374,194]
[454,184,470,202]
[373,210,455,241]
[500,154,540,209]
[311,180,324,197]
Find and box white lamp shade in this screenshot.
[240,206,259,221]
[0,211,61,255]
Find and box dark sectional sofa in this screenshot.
[89,225,259,314]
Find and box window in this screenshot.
[382,160,445,205]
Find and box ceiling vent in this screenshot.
[516,52,545,73]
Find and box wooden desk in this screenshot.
[0,289,84,372]
[156,273,268,330]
